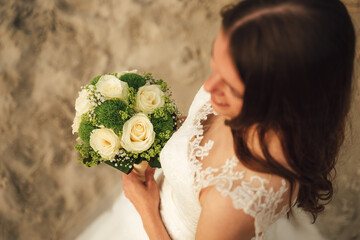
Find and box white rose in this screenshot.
[135,85,165,114]
[90,128,121,160]
[75,89,93,115]
[121,113,155,153]
[96,75,128,100]
[72,113,82,134]
[116,69,138,78]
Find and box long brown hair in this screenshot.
[221,0,355,221]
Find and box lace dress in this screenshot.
[76,86,325,240]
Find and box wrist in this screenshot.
[141,210,170,240]
[141,208,161,230]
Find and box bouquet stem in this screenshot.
[132,161,149,182]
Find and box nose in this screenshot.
[204,73,223,94]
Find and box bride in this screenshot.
[77,0,355,239]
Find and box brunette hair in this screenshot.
[221,0,355,221]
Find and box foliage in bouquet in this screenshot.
[72,70,182,174]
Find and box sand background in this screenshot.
[0,0,359,239]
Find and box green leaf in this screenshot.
[149,157,161,168]
[90,75,102,85]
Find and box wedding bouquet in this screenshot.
[72,70,181,174]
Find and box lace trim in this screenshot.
[188,101,215,194]
[188,100,289,240]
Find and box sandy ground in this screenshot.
[0,0,359,239]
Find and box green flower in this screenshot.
[119,73,146,90]
[94,99,129,134]
[78,117,98,145]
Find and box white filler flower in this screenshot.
[135,85,165,114]
[71,114,82,134]
[96,75,128,100]
[121,113,155,153]
[75,89,93,115]
[90,128,121,160]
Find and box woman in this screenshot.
[78,0,355,239]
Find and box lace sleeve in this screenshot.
[196,156,290,240]
[188,99,290,239]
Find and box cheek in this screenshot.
[230,97,244,115]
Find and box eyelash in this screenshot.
[221,78,243,98]
[231,88,243,99]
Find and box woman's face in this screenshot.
[204,30,245,120]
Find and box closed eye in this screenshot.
[222,78,243,99]
[230,87,244,99]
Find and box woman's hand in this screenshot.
[122,168,171,239]
[121,167,160,217]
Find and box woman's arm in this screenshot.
[121,168,171,240]
[196,187,256,240]
[123,168,256,240]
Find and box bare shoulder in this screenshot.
[196,187,256,240]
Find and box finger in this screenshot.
[128,169,143,181]
[145,167,155,183]
[145,167,155,178]
[121,172,128,183]
[122,171,138,186]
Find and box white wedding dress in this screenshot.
[77,86,326,240]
